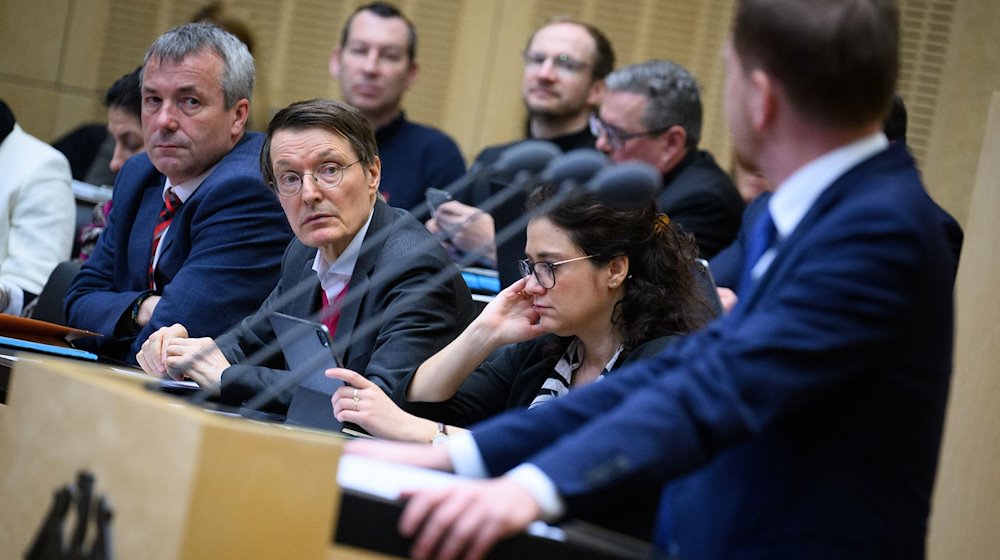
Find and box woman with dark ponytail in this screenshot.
[326,182,710,443]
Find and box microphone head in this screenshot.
[493,140,562,181]
[585,161,662,210]
[539,148,609,189]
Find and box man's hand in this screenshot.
[399,478,542,560]
[135,295,160,327]
[136,324,231,393]
[427,201,496,265]
[137,324,189,378]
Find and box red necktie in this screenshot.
[320,284,349,337]
[149,189,182,290]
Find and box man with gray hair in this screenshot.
[592,60,743,258]
[67,23,292,364]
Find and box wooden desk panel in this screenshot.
[0,354,391,559]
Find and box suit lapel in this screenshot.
[332,200,392,364]
[738,145,901,313]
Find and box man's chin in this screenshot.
[150,158,192,182]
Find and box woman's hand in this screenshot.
[406,278,546,403]
[328,368,440,442]
[474,277,546,346]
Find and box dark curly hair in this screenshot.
[525,184,709,356]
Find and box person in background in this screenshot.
[431,17,615,284]
[137,99,476,432]
[347,1,962,558]
[592,60,744,259]
[0,100,75,315]
[66,23,292,364]
[77,67,144,261]
[329,2,465,211]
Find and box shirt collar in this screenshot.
[554,338,625,380]
[375,111,406,137]
[769,132,889,238]
[163,161,220,203]
[312,206,375,294]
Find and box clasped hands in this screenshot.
[136,323,231,394]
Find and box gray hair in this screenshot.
[143,22,254,108]
[605,60,702,149]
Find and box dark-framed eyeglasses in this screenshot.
[589,112,673,151]
[272,160,361,197]
[522,50,591,76]
[518,255,598,289]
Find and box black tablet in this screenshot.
[268,312,345,395]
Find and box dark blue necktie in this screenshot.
[738,208,777,295]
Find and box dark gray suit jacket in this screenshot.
[659,149,744,259]
[216,199,476,430]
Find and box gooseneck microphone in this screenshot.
[583,161,661,210]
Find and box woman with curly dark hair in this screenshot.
[327,182,709,442]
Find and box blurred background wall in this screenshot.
[0,0,996,224]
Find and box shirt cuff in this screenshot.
[506,463,566,522]
[446,431,489,478]
[0,281,24,315]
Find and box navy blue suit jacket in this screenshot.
[66,132,292,364]
[468,143,959,559]
[375,113,465,211]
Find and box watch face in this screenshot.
[432,432,449,446]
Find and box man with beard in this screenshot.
[428,18,614,286]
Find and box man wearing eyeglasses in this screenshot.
[427,17,615,287]
[137,99,476,432]
[593,60,744,259]
[329,2,465,211]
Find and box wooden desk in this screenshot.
[0,353,390,559]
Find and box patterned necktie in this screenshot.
[149,189,182,290]
[738,207,777,295]
[320,284,349,337]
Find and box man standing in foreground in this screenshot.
[66,23,291,364]
[349,1,961,558]
[330,2,465,211]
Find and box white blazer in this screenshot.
[0,124,75,309]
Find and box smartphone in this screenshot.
[425,187,453,214]
[693,258,724,318]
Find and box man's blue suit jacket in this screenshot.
[467,143,959,559]
[66,132,292,364]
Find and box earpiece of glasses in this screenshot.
[518,255,598,289]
